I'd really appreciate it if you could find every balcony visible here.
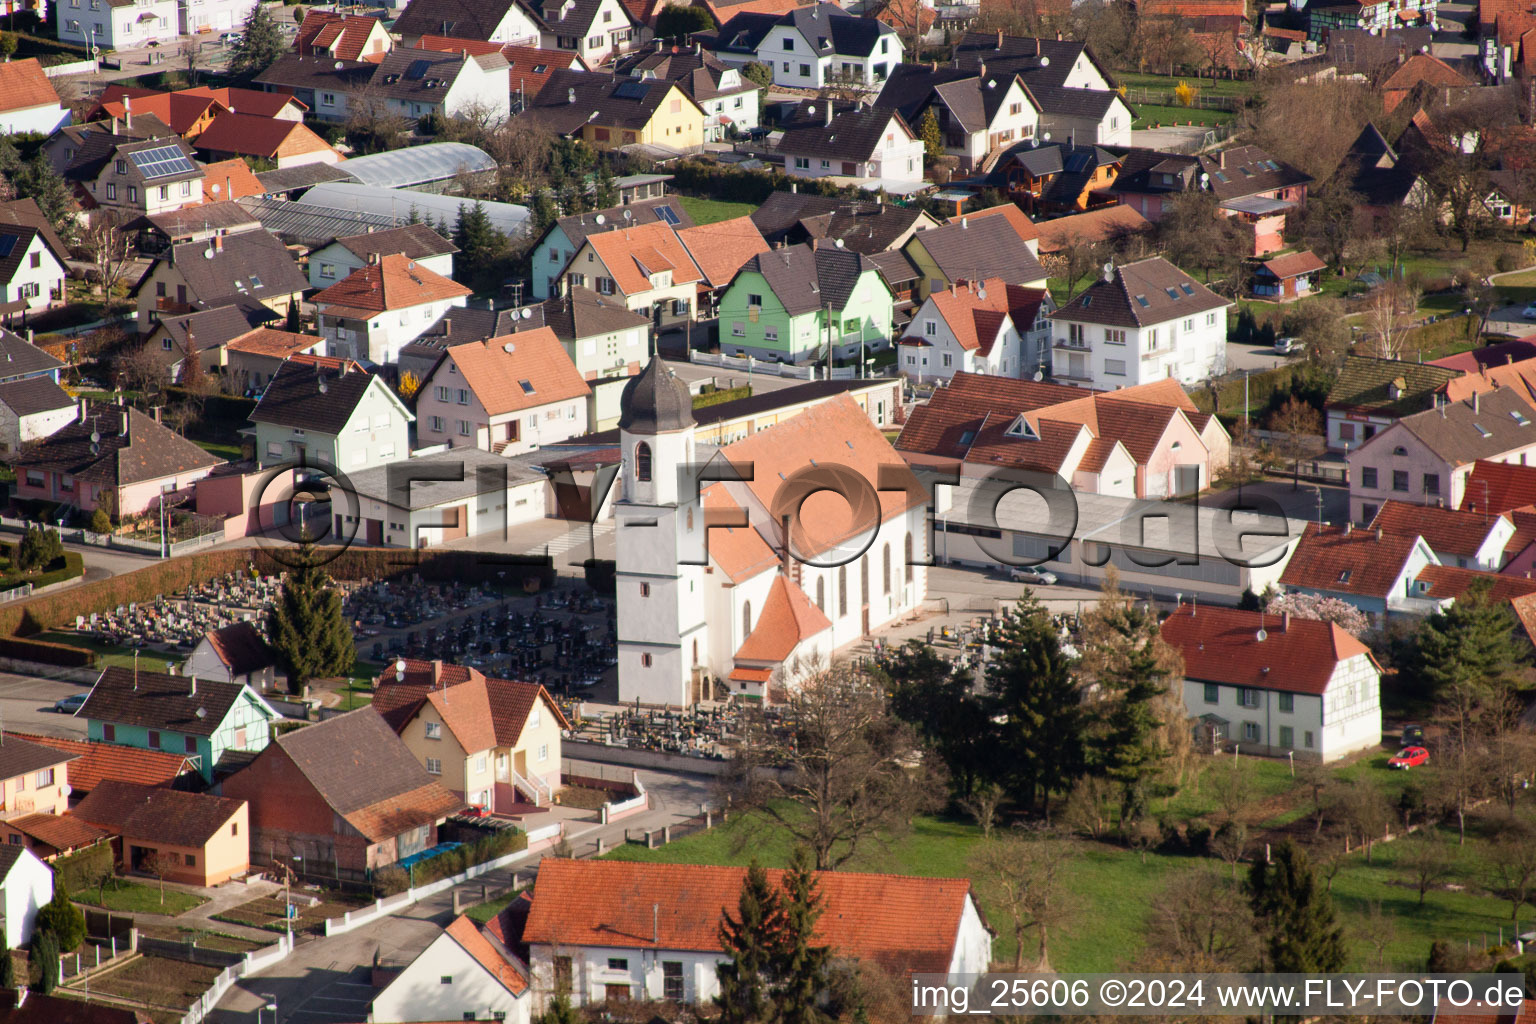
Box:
[1053,336,1092,351]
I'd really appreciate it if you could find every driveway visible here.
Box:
[1225,340,1295,374]
[1486,302,1536,338]
[0,673,93,740]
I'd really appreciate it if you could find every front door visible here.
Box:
[842,161,857,175]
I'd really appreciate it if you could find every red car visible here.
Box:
[1389,746,1429,769]
[463,804,490,818]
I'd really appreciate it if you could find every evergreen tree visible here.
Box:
[530,190,560,232]
[741,61,773,90]
[882,641,992,800]
[17,526,62,571]
[30,932,56,995]
[286,297,301,332]
[537,993,579,1024]
[34,882,84,954]
[593,164,618,209]
[655,2,714,36]
[917,109,944,162]
[985,593,1085,814]
[772,848,833,1024]
[1416,578,1525,698]
[229,2,285,77]
[89,507,112,534]
[0,926,15,990]
[268,541,354,694]
[1247,841,1348,973]
[716,860,788,1024]
[13,157,75,241]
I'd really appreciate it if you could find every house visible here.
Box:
[55,0,177,49]
[951,31,1133,146]
[60,129,204,218]
[1307,0,1440,42]
[0,379,77,455]
[1161,603,1383,762]
[615,365,928,703]
[902,213,1048,301]
[995,141,1123,217]
[1346,388,1536,523]
[1335,124,1430,230]
[717,242,895,364]
[0,735,77,820]
[0,814,109,862]
[44,112,173,184]
[250,359,413,472]
[191,113,342,170]
[252,56,377,123]
[140,304,276,384]
[12,404,223,517]
[1252,250,1328,301]
[295,10,395,61]
[172,0,247,33]
[362,47,512,124]
[372,660,569,811]
[134,200,264,256]
[784,203,939,257]
[0,59,68,136]
[523,70,704,155]
[528,196,692,301]
[308,224,458,291]
[88,86,308,137]
[1380,52,1471,112]
[133,230,308,327]
[898,278,1052,382]
[530,0,645,64]
[1439,355,1536,408]
[612,43,761,141]
[411,38,586,110]
[77,666,283,783]
[1031,204,1152,259]
[313,254,472,365]
[708,3,903,90]
[329,446,549,546]
[221,707,463,879]
[225,330,329,393]
[391,0,543,47]
[749,190,878,247]
[371,914,530,1024]
[0,222,67,321]
[71,782,249,887]
[417,328,591,455]
[0,847,53,948]
[11,732,199,798]
[0,329,64,386]
[873,62,1040,171]
[558,220,702,330]
[1047,257,1230,389]
[896,373,1228,498]
[521,859,991,1008]
[1279,522,1440,618]
[1368,499,1514,569]
[1323,355,1461,452]
[184,621,278,690]
[677,217,770,316]
[776,102,924,192]
[522,286,651,429]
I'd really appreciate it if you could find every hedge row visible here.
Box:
[54,843,114,895]
[669,159,879,206]
[163,388,257,424]
[0,635,94,668]
[1404,314,1477,353]
[1192,364,1301,416]
[372,829,528,896]
[693,385,751,409]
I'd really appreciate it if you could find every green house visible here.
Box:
[717,243,895,365]
[78,666,283,782]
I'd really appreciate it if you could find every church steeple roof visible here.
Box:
[618,357,694,434]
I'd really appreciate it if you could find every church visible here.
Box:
[614,360,930,705]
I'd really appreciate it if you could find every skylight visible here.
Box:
[1513,410,1530,426]
[1135,295,1149,307]
[959,429,977,446]
[1165,287,1179,299]
[1179,283,1194,295]
[249,275,263,289]
[519,379,535,394]
[1337,569,1351,583]
[1474,423,1492,438]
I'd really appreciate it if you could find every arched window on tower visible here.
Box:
[816,576,825,612]
[838,566,847,616]
[904,534,913,584]
[636,442,652,482]
[742,601,752,639]
[882,543,891,596]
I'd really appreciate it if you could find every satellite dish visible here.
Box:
[503,341,516,353]
[210,183,221,195]
[203,248,215,260]
[1041,131,1051,142]
[595,213,606,225]
[622,209,632,222]
[1032,370,1043,381]
[334,60,344,69]
[1039,56,1049,66]
[89,441,99,455]
[807,104,816,116]
[834,238,844,248]
[90,430,100,444]
[1255,628,1268,642]
[522,307,532,319]
[318,379,329,394]
[977,286,987,299]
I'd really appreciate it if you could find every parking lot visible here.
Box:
[0,673,93,740]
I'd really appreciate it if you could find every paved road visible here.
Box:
[209,768,715,1024]
[1225,339,1294,374]
[0,672,93,739]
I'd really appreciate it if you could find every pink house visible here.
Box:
[13,403,222,517]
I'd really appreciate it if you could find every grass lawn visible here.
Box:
[86,955,221,1009]
[465,889,522,924]
[677,196,757,225]
[1116,72,1256,98]
[77,879,207,916]
[191,439,242,460]
[1130,103,1234,129]
[38,632,174,672]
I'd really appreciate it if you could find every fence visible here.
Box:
[1124,87,1242,112]
[689,351,818,379]
[179,933,294,1024]
[0,584,33,604]
[42,58,97,76]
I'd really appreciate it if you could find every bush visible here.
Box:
[29,931,56,994]
[373,867,408,897]
[88,508,111,534]
[34,883,85,954]
[693,385,750,409]
[16,527,62,571]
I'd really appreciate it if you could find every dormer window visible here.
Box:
[1004,415,1037,440]
[959,429,976,446]
[1337,569,1351,583]
[1387,377,1405,400]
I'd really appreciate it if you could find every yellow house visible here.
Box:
[528,70,705,155]
[0,736,75,821]
[131,230,310,329]
[372,661,570,815]
[902,212,1050,301]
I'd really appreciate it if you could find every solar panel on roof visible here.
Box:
[405,59,433,80]
[129,145,196,180]
[0,236,14,261]
[653,205,680,225]
[613,79,649,99]
[1065,152,1090,172]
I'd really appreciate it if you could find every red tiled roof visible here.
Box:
[1369,499,1506,558]
[733,573,832,664]
[1381,52,1472,92]
[1160,603,1376,696]
[5,813,110,852]
[921,278,1017,355]
[1278,523,1428,599]
[93,90,220,136]
[296,11,386,61]
[1412,563,1536,603]
[416,38,584,96]
[444,915,528,995]
[961,202,1039,242]
[522,859,979,976]
[702,485,781,583]
[1503,505,1536,560]
[371,660,570,748]
[1260,250,1327,279]
[11,732,196,793]
[181,86,308,118]
[226,328,327,359]
[444,328,591,417]
[585,222,702,296]
[313,253,471,314]
[1441,357,1536,407]
[1032,205,1151,253]
[199,159,266,201]
[1458,459,1536,514]
[193,112,337,161]
[676,217,769,288]
[202,621,274,676]
[0,59,61,116]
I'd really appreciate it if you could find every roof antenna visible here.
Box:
[134,649,139,691]
[653,903,659,944]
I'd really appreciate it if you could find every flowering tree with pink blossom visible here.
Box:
[1264,592,1369,637]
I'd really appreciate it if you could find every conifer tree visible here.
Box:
[1416,577,1525,697]
[918,109,944,162]
[31,932,56,995]
[229,2,285,77]
[716,860,787,1024]
[269,541,354,694]
[1247,841,1347,973]
[772,848,833,1024]
[0,926,15,990]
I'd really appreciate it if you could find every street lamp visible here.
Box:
[261,993,278,1024]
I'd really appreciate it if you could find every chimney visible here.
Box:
[825,103,833,125]
[432,659,444,684]
[368,251,380,265]
[214,234,224,253]
[1345,521,1353,534]
[1282,611,1290,632]
[226,175,232,200]
[1056,29,1062,40]
[190,675,197,696]
[1376,527,1384,542]
[653,903,659,944]
[1474,391,1480,412]
[152,405,162,424]
[124,94,133,130]
[111,115,119,135]
[119,409,129,435]
[979,60,986,76]
[961,216,968,228]
[996,27,1002,48]
[444,318,451,336]
[77,398,87,419]
[1191,595,1196,615]
[6,990,24,1009]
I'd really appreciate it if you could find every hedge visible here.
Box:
[693,385,751,409]
[54,843,114,895]
[1404,314,1477,353]
[375,829,528,895]
[0,635,94,668]
[1193,364,1301,416]
[163,388,257,424]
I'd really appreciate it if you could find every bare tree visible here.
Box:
[114,343,170,397]
[1486,731,1536,814]
[1430,741,1482,845]
[1488,818,1536,923]
[1142,866,1260,972]
[958,783,1004,840]
[722,662,939,870]
[1210,819,1247,880]
[1399,830,1456,907]
[969,832,1075,971]
[1342,780,1392,863]
[1362,284,1420,360]
[80,211,135,304]
[1208,758,1253,823]
[1054,229,1109,302]
[1351,901,1399,970]
[1267,396,1323,491]
[1061,776,1115,839]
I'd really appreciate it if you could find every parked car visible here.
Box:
[1008,566,1058,586]
[462,804,490,818]
[53,693,88,714]
[1402,723,1426,746]
[1274,336,1305,355]
[1523,303,1536,320]
[1388,746,1429,769]
[220,31,242,44]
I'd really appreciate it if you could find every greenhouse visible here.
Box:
[295,182,531,237]
[337,143,498,189]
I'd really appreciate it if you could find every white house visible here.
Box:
[0,846,54,948]
[1278,522,1442,620]
[712,3,902,90]
[249,359,414,473]
[535,0,643,67]
[526,196,692,302]
[777,103,924,191]
[178,0,247,34]
[56,0,178,49]
[371,914,531,1024]
[899,278,1052,382]
[523,859,990,1010]
[365,47,512,124]
[184,622,277,691]
[0,223,67,318]
[391,0,543,47]
[1161,603,1383,763]
[0,60,69,136]
[314,254,472,366]
[875,65,1041,171]
[1047,257,1231,389]
[1368,499,1514,570]
[0,380,78,456]
[307,225,457,292]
